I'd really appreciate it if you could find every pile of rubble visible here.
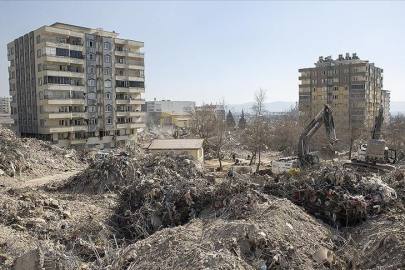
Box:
[0,126,83,179]
[0,187,116,268]
[263,167,399,227]
[109,198,343,269]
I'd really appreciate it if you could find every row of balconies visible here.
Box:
[40,123,145,133]
[41,55,144,68]
[41,111,144,119]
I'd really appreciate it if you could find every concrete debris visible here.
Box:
[0,126,84,181]
[2,129,405,269]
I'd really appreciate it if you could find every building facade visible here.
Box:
[145,100,195,127]
[7,23,145,150]
[0,97,11,114]
[299,53,387,130]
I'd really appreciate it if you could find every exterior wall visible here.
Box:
[7,23,146,149]
[147,101,195,113]
[0,97,11,113]
[299,54,386,131]
[150,148,204,164]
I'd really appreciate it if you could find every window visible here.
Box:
[104,42,111,50]
[107,118,112,124]
[10,60,14,67]
[87,40,94,47]
[73,119,81,126]
[344,69,349,73]
[87,54,94,60]
[106,92,112,99]
[38,64,42,72]
[88,79,95,86]
[90,118,97,125]
[105,54,111,62]
[351,84,365,90]
[36,35,41,44]
[333,95,339,100]
[322,71,326,75]
[87,66,94,73]
[312,71,316,76]
[12,72,15,79]
[344,85,348,90]
[59,120,68,126]
[334,86,338,91]
[38,78,42,86]
[104,67,111,75]
[352,77,358,81]
[333,70,338,74]
[88,106,96,112]
[104,80,112,87]
[106,105,112,112]
[88,93,96,99]
[313,87,316,92]
[333,78,339,82]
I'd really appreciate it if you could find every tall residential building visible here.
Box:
[0,97,11,114]
[146,100,196,127]
[298,53,387,130]
[7,23,145,150]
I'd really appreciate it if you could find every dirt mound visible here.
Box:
[111,199,342,269]
[0,126,83,179]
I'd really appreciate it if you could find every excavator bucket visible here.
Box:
[319,145,338,160]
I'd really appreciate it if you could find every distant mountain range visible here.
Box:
[227,101,405,115]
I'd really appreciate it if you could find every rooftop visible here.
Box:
[148,139,204,150]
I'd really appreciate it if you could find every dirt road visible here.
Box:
[17,170,80,188]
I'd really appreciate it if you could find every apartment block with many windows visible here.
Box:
[7,23,145,150]
[298,53,387,130]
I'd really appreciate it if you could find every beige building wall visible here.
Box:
[7,23,146,150]
[299,53,386,131]
[150,148,204,164]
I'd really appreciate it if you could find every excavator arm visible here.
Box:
[298,104,337,168]
[371,105,384,140]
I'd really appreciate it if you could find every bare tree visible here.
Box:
[189,103,217,139]
[241,89,271,171]
[211,100,228,170]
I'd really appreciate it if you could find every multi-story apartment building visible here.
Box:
[7,23,145,150]
[0,97,11,114]
[298,53,387,130]
[145,100,196,127]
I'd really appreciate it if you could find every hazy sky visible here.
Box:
[1,1,405,104]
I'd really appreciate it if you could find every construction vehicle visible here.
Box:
[344,105,396,172]
[272,104,338,173]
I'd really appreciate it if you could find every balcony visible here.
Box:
[41,69,85,79]
[43,26,84,39]
[115,50,145,58]
[116,98,145,105]
[116,111,144,117]
[42,125,87,133]
[42,98,86,105]
[117,123,145,129]
[115,38,144,48]
[43,84,85,91]
[115,62,144,70]
[44,111,86,119]
[115,75,144,82]
[70,139,87,145]
[42,54,85,65]
[115,87,145,94]
[41,39,83,52]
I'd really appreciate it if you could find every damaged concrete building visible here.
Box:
[299,53,389,130]
[7,23,145,150]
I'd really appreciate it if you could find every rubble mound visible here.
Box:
[264,167,398,227]
[62,151,203,194]
[0,126,82,178]
[111,199,342,269]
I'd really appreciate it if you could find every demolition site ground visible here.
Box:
[0,126,405,269]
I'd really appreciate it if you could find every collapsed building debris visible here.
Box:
[0,126,83,180]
